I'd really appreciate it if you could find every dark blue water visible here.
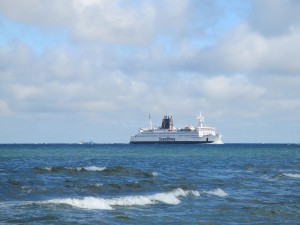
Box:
[0,144,299,224]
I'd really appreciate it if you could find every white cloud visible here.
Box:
[0,0,222,44]
[249,0,300,36]
[201,75,266,100]
[0,0,156,43]
[0,0,73,28]
[11,84,43,100]
[189,24,300,75]
[256,75,300,113]
[0,100,11,115]
[262,29,300,74]
[72,0,156,43]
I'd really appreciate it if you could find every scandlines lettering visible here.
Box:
[159,137,176,142]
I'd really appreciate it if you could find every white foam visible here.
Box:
[38,166,107,172]
[205,188,228,197]
[44,188,199,210]
[93,183,104,187]
[72,166,106,171]
[44,167,52,171]
[82,166,107,171]
[47,197,113,210]
[283,173,300,178]
[152,172,158,176]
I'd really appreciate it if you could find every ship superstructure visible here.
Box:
[130,113,222,144]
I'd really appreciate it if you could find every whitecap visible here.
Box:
[73,166,106,171]
[36,167,52,171]
[44,167,52,171]
[152,172,158,176]
[43,188,199,210]
[205,188,228,197]
[93,183,104,187]
[82,166,107,172]
[283,173,300,179]
[47,197,113,210]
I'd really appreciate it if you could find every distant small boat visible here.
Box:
[130,113,222,144]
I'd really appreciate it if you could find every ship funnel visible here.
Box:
[161,115,173,129]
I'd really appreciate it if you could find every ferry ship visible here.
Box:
[130,113,222,144]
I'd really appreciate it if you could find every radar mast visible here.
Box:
[197,112,205,128]
[148,114,153,130]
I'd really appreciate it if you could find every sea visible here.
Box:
[0,143,299,224]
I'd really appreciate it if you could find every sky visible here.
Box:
[0,0,300,143]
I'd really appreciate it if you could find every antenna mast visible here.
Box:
[148,114,153,130]
[197,112,205,127]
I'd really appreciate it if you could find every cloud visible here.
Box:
[0,43,151,115]
[181,23,300,75]
[0,0,155,43]
[0,0,73,28]
[249,0,300,36]
[0,0,225,44]
[257,75,300,112]
[200,75,266,100]
[2,41,269,119]
[71,0,156,43]
[0,99,10,115]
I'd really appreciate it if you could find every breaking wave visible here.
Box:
[33,166,156,178]
[152,172,158,176]
[43,188,200,210]
[204,188,228,197]
[34,166,107,172]
[81,166,107,172]
[283,173,300,179]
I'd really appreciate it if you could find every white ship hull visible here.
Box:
[130,132,222,144]
[130,113,222,144]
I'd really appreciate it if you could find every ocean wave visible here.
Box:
[33,166,156,178]
[260,175,277,181]
[81,166,107,172]
[33,166,107,172]
[43,188,200,210]
[152,172,158,176]
[204,188,228,197]
[283,173,300,179]
[92,183,104,187]
[103,166,156,178]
